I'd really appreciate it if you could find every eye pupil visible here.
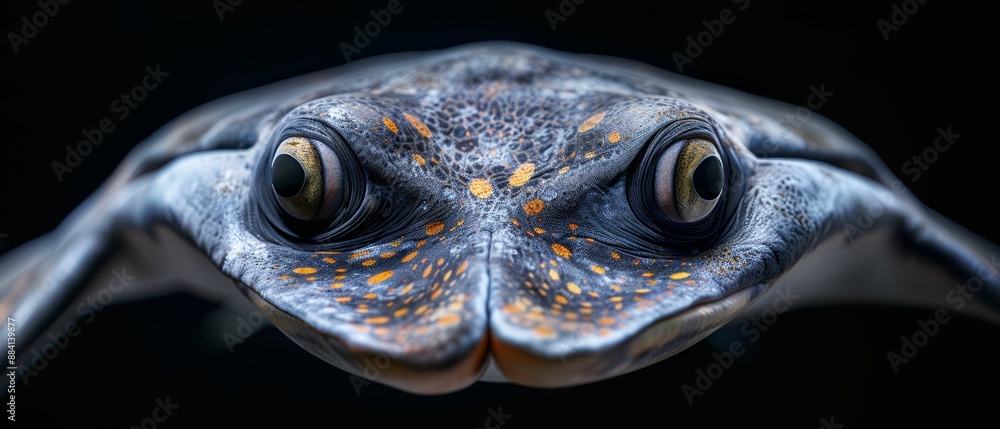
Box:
[271,153,306,198]
[692,156,723,200]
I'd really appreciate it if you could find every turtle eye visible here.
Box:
[270,137,343,221]
[654,139,724,223]
[626,122,738,253]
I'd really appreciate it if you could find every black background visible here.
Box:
[1,1,997,428]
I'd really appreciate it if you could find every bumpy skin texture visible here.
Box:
[5,43,995,394]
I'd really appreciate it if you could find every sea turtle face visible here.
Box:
[102,43,929,393]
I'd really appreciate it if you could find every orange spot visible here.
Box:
[642,272,655,278]
[568,223,578,231]
[555,295,568,305]
[322,257,335,264]
[669,272,691,280]
[400,284,413,294]
[412,153,426,166]
[591,265,606,275]
[456,260,469,275]
[508,162,535,187]
[362,259,376,267]
[401,251,419,263]
[566,282,582,295]
[611,252,620,260]
[394,308,409,318]
[503,303,526,314]
[584,151,596,159]
[534,326,556,337]
[558,166,570,174]
[403,112,432,138]
[635,288,651,294]
[382,117,398,134]
[533,227,546,235]
[366,317,389,324]
[368,270,393,285]
[598,317,616,326]
[363,293,377,299]
[609,296,623,302]
[334,296,350,303]
[607,131,622,143]
[422,265,433,278]
[380,251,396,259]
[277,275,291,280]
[577,111,607,133]
[438,314,461,327]
[524,199,545,215]
[350,250,370,260]
[548,269,560,281]
[293,267,317,275]
[469,178,493,198]
[415,305,429,315]
[426,221,445,236]
[551,243,571,259]
[511,218,520,227]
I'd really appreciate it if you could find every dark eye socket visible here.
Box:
[254,118,373,245]
[270,137,343,221]
[627,121,737,252]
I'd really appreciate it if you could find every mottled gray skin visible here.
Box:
[2,42,998,394]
